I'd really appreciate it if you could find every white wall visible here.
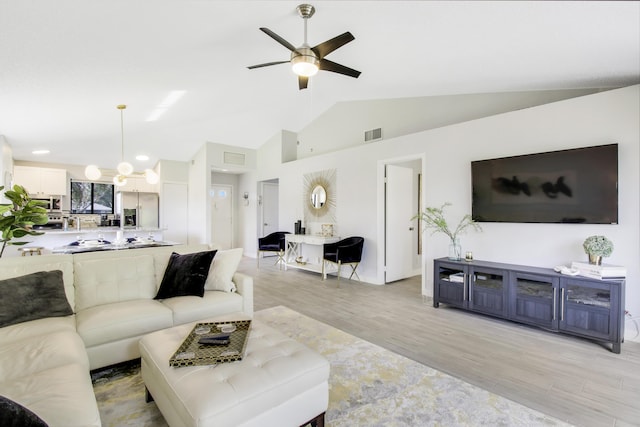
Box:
[255,85,639,332]
[1,136,13,203]
[188,144,208,245]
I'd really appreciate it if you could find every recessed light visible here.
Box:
[136,155,150,161]
[32,150,50,155]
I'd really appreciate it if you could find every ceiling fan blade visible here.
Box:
[247,60,289,70]
[260,27,296,52]
[319,59,361,78]
[312,32,355,58]
[298,76,309,90]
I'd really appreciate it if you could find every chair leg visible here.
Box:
[276,250,285,270]
[337,261,342,282]
[257,251,260,268]
[348,263,360,281]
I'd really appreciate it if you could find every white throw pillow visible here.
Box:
[204,248,243,292]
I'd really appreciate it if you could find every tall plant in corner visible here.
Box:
[0,185,48,257]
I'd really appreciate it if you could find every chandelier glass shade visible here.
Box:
[85,104,158,186]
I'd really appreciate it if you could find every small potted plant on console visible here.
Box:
[583,235,613,265]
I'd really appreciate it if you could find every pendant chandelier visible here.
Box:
[84,104,159,186]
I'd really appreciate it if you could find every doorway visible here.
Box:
[259,180,279,238]
[383,157,423,284]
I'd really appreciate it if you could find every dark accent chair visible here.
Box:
[257,231,290,268]
[322,236,364,281]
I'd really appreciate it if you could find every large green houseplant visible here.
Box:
[413,202,482,260]
[0,184,49,257]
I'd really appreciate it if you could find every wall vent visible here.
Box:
[364,128,383,142]
[223,151,245,166]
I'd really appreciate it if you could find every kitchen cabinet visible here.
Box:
[13,166,67,196]
[434,258,625,353]
[120,176,157,193]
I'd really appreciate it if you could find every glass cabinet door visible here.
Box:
[469,267,507,316]
[560,278,617,341]
[433,261,467,309]
[510,272,559,329]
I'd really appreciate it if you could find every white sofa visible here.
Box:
[0,244,253,427]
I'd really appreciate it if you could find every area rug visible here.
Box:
[92,306,572,426]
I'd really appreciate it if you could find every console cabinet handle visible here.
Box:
[552,288,557,320]
[560,288,565,322]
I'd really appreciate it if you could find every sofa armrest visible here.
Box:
[232,272,254,316]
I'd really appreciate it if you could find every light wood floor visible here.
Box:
[239,257,640,427]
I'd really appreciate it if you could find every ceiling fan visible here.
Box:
[247,3,361,90]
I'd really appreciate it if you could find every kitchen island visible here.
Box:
[51,238,175,254]
[5,227,166,257]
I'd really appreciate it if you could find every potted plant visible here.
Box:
[414,202,482,260]
[583,235,613,265]
[0,184,49,257]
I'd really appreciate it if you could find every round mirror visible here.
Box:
[310,185,327,209]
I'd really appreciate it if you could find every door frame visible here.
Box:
[377,154,426,291]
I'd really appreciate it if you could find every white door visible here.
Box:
[211,184,233,249]
[261,182,279,237]
[385,164,415,283]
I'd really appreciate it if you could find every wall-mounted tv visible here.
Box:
[471,144,618,224]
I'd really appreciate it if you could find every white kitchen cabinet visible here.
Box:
[13,166,67,196]
[120,176,157,193]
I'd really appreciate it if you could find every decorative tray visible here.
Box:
[169,320,251,367]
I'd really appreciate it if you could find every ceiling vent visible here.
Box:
[364,127,382,143]
[223,151,245,166]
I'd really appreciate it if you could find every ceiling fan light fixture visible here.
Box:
[291,50,319,77]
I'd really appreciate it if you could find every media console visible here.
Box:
[433,258,625,353]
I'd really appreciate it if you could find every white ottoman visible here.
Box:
[139,315,329,427]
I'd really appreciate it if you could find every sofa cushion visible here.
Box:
[0,316,76,347]
[155,250,217,299]
[0,395,48,427]
[0,271,73,328]
[205,248,242,292]
[161,290,245,325]
[76,299,173,347]
[74,254,156,311]
[0,363,101,427]
[0,330,89,383]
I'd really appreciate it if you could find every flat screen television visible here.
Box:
[471,144,618,224]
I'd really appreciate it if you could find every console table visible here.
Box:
[433,258,626,353]
[284,234,340,275]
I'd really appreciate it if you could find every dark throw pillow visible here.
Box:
[0,270,73,329]
[0,395,48,426]
[155,250,217,299]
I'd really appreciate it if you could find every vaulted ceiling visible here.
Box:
[1,1,638,170]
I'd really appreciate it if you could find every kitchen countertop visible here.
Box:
[51,240,175,254]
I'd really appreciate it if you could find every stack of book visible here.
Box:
[570,261,626,280]
[448,272,465,283]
